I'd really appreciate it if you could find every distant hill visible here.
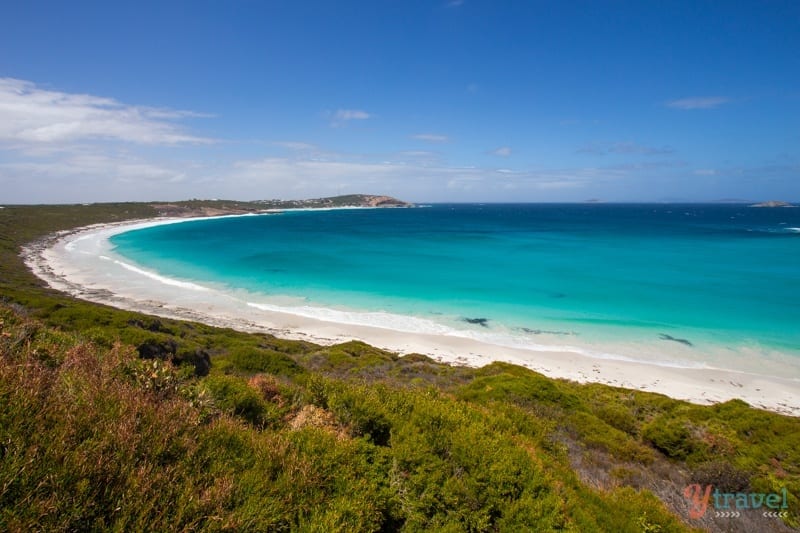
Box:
[254,194,413,209]
[149,194,412,218]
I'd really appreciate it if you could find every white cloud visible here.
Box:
[0,130,644,202]
[333,109,371,121]
[326,108,373,127]
[0,78,217,202]
[0,150,193,203]
[412,133,450,143]
[0,78,214,145]
[233,158,398,181]
[3,78,741,204]
[397,150,438,158]
[274,141,317,151]
[666,96,730,110]
[693,168,718,176]
[1,153,185,183]
[138,107,214,120]
[491,146,512,157]
[223,155,620,202]
[578,141,674,156]
[394,150,442,166]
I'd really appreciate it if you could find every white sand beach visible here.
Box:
[23,215,800,416]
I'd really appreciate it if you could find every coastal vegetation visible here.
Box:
[1,201,799,531]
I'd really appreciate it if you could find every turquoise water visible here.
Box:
[110,204,800,362]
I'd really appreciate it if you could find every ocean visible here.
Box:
[109,204,800,375]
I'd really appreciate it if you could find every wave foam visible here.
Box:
[111,258,210,292]
[247,301,453,335]
[64,232,101,252]
[246,301,708,369]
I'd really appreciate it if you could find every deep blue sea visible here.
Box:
[110,204,800,368]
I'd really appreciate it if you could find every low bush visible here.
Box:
[692,460,751,492]
[595,402,638,435]
[642,416,703,460]
[326,385,392,445]
[204,374,279,428]
[458,365,582,410]
[227,345,304,376]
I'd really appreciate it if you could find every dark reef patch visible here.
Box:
[658,333,693,347]
[520,327,576,336]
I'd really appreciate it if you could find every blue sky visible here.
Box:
[1,1,798,203]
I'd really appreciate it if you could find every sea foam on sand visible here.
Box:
[23,215,800,416]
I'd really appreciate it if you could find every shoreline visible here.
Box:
[23,214,800,416]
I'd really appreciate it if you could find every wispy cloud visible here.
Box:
[397,150,438,158]
[0,150,192,203]
[447,0,464,7]
[0,78,214,145]
[328,108,372,127]
[0,77,215,202]
[333,109,371,121]
[693,168,718,176]
[666,96,731,110]
[273,141,317,151]
[412,133,450,143]
[225,154,629,202]
[394,150,442,165]
[1,155,184,183]
[3,78,762,204]
[578,141,674,156]
[490,146,512,157]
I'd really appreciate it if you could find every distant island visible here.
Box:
[749,200,796,208]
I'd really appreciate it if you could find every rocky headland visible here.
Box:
[150,194,412,218]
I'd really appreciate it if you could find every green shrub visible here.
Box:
[642,416,702,460]
[596,402,638,435]
[297,340,398,376]
[458,370,582,410]
[692,460,751,492]
[204,374,277,428]
[228,346,304,376]
[327,386,392,445]
[569,411,653,463]
[399,352,436,364]
[121,357,181,398]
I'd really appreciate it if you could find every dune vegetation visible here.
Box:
[1,201,798,532]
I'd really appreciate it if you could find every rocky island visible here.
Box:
[749,200,796,208]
